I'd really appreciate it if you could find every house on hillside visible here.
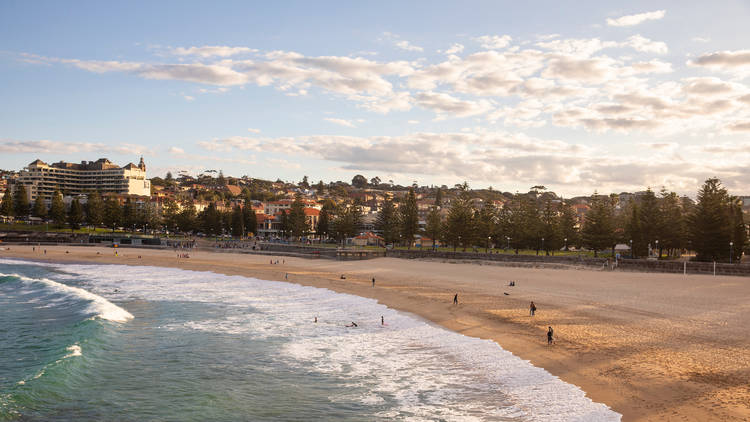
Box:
[352,232,383,247]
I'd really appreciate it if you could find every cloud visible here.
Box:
[443,43,465,55]
[536,38,616,57]
[324,117,357,128]
[727,122,750,132]
[689,50,750,71]
[247,128,261,133]
[543,56,618,83]
[624,35,668,54]
[681,77,737,96]
[0,139,153,156]
[168,146,185,154]
[170,46,257,58]
[195,129,750,195]
[183,95,195,101]
[395,40,423,52]
[606,10,666,27]
[415,91,493,117]
[692,37,710,43]
[408,120,420,124]
[473,35,512,49]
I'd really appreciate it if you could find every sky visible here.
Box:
[2,0,750,197]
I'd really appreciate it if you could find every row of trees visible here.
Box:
[365,179,745,263]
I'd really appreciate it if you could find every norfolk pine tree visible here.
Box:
[85,192,104,227]
[689,178,732,262]
[242,203,257,237]
[375,197,399,245]
[581,194,616,257]
[103,197,123,232]
[0,189,13,217]
[67,198,84,231]
[425,206,442,251]
[33,195,47,219]
[13,184,30,217]
[50,191,66,227]
[232,205,245,237]
[399,188,419,249]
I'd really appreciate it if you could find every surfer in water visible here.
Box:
[346,322,358,327]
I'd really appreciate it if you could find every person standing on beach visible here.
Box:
[453,293,458,305]
[547,326,554,344]
[372,277,375,287]
[530,301,536,316]
[381,316,384,325]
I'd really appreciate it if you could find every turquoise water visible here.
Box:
[0,259,620,421]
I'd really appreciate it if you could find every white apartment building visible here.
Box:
[16,157,151,202]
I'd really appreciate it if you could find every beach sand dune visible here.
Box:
[2,245,749,421]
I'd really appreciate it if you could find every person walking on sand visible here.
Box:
[372,277,375,287]
[547,326,554,344]
[530,301,536,316]
[453,293,458,305]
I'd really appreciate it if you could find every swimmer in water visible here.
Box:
[346,322,358,327]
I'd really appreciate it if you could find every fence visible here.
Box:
[617,258,750,276]
[384,249,608,267]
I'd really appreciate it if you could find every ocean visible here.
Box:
[0,258,621,421]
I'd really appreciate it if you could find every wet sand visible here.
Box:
[2,245,748,421]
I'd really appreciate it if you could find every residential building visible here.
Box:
[15,157,151,202]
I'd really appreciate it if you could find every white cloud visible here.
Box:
[408,120,420,124]
[689,50,750,71]
[443,43,464,55]
[183,95,195,101]
[195,129,750,195]
[324,117,357,127]
[170,46,257,58]
[0,139,153,156]
[473,35,512,49]
[247,128,261,133]
[692,37,710,43]
[624,35,668,54]
[536,38,615,57]
[168,146,185,154]
[606,10,666,27]
[395,40,424,52]
[415,91,493,117]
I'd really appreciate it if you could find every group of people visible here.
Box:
[450,289,554,345]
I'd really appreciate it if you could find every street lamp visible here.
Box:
[506,236,510,250]
[730,241,734,264]
[541,237,545,255]
[655,240,659,259]
[487,236,491,253]
[564,237,568,252]
[630,239,633,258]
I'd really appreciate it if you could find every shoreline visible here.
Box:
[2,245,749,421]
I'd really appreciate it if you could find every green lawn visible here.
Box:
[0,223,160,237]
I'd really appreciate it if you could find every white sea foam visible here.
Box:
[65,344,82,358]
[16,261,621,421]
[1,270,133,323]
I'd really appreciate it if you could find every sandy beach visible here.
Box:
[2,245,748,421]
